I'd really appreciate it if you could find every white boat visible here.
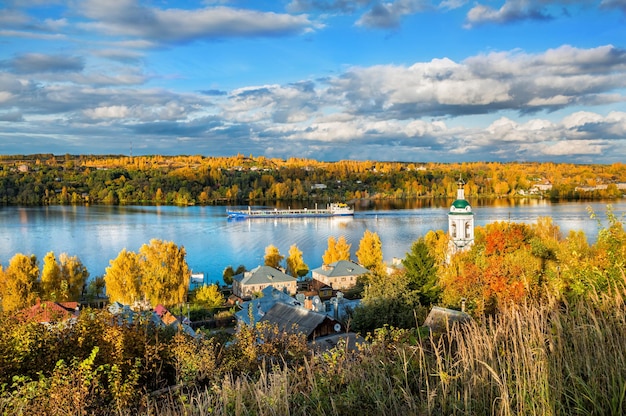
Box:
[227,203,354,219]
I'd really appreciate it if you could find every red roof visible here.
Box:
[19,300,79,323]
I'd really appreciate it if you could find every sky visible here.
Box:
[1,0,626,163]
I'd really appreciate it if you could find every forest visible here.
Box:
[0,153,625,205]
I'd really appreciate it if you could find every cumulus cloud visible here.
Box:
[314,44,626,120]
[3,53,84,74]
[356,0,431,28]
[77,0,319,44]
[465,0,592,27]
[287,0,373,13]
[2,41,625,162]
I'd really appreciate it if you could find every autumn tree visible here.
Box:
[286,244,308,277]
[0,254,40,312]
[322,237,337,264]
[104,249,142,304]
[194,284,225,309]
[139,239,191,307]
[41,252,64,301]
[335,236,351,262]
[264,245,284,269]
[322,236,351,264]
[356,230,385,276]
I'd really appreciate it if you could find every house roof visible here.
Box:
[260,302,330,338]
[234,286,298,325]
[233,265,296,285]
[311,260,369,278]
[19,300,79,323]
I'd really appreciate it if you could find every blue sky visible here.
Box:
[1,0,626,163]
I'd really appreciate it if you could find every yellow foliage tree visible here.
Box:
[356,230,386,276]
[322,237,337,264]
[194,284,225,309]
[0,254,40,312]
[322,236,351,264]
[41,252,64,301]
[286,244,308,277]
[336,236,352,262]
[139,239,191,307]
[104,249,142,304]
[264,245,284,269]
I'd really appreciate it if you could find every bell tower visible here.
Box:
[448,176,474,255]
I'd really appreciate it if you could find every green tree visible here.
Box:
[223,266,235,285]
[264,245,284,269]
[356,230,385,276]
[402,238,441,305]
[286,244,308,277]
[0,253,40,312]
[139,239,191,307]
[85,275,106,300]
[104,249,142,304]
[59,253,89,301]
[351,271,425,332]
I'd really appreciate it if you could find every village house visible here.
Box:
[18,299,79,325]
[259,302,344,341]
[311,260,370,291]
[232,265,297,299]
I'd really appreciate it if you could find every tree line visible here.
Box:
[0,154,624,205]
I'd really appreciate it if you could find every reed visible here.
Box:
[149,292,626,416]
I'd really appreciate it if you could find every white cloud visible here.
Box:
[77,1,319,44]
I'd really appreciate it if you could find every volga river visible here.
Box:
[0,199,624,284]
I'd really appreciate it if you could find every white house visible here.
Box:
[311,260,370,291]
[232,265,297,299]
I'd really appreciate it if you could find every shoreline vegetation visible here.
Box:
[0,154,624,206]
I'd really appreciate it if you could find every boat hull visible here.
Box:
[227,204,354,219]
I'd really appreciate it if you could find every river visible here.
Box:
[0,199,624,284]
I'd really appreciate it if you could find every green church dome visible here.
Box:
[452,199,470,209]
[449,199,473,214]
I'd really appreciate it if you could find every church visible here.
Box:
[448,177,474,256]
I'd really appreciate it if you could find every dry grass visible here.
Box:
[148,291,626,416]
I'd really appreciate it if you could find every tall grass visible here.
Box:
[150,291,626,416]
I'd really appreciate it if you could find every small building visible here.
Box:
[260,302,343,341]
[311,260,370,291]
[18,300,79,325]
[235,286,300,326]
[232,265,297,299]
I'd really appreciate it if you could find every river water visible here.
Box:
[0,199,624,284]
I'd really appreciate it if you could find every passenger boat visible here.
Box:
[227,203,354,219]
